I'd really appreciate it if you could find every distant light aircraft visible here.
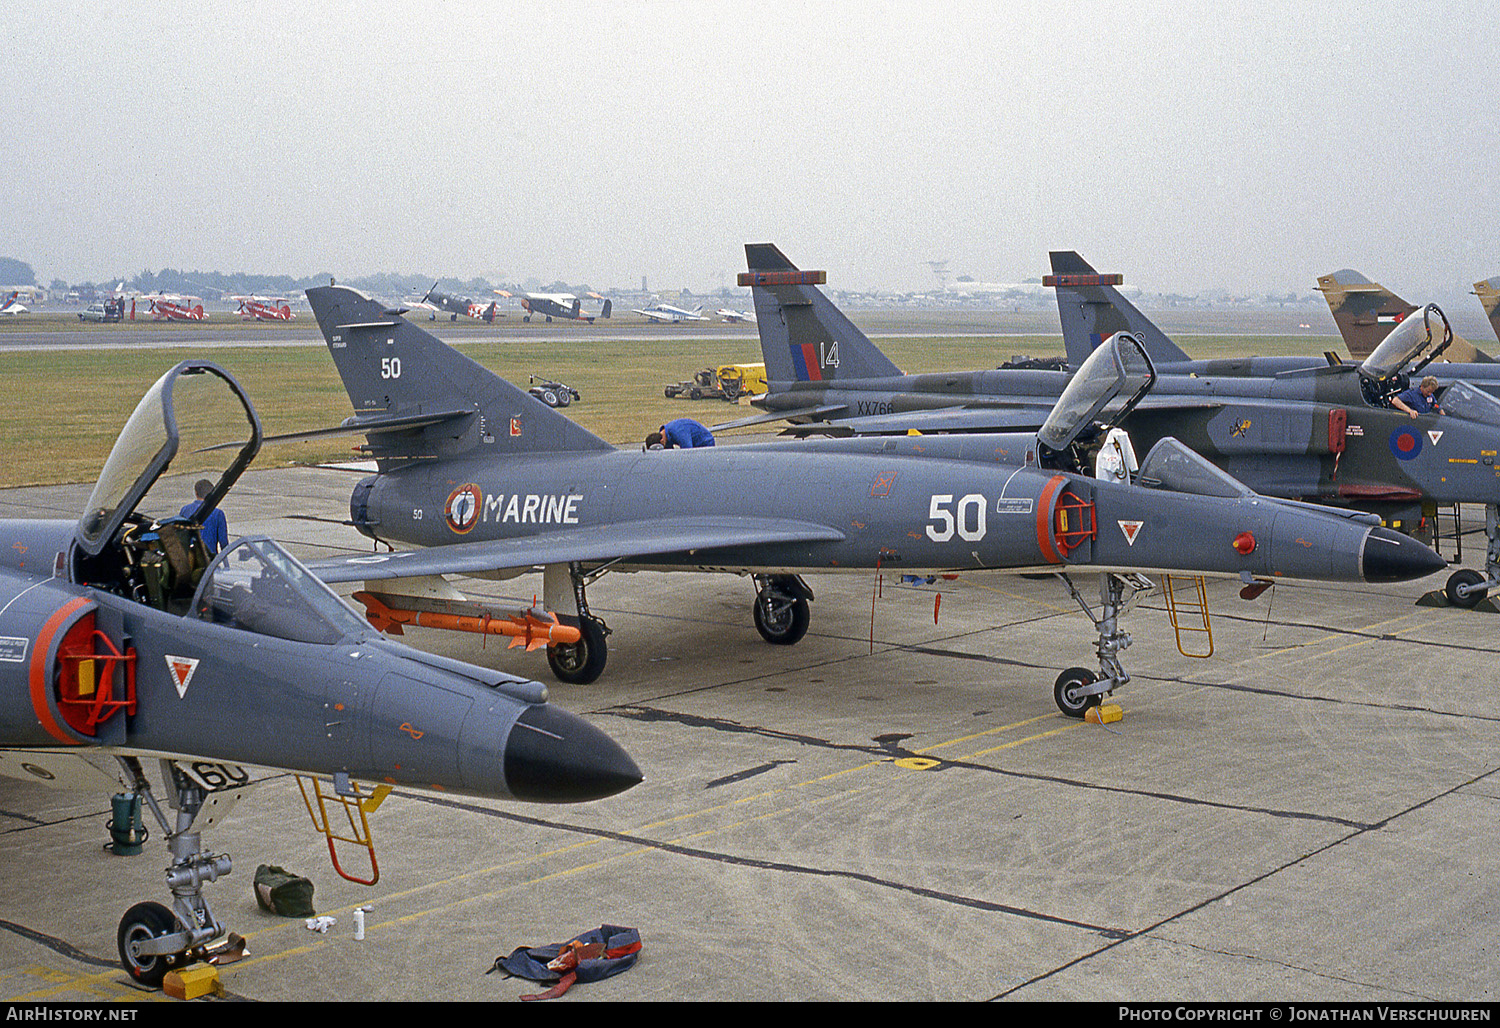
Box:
[0,360,640,986]
[632,302,709,323]
[291,284,1439,719]
[717,308,756,323]
[231,295,296,321]
[1317,269,1493,363]
[496,290,611,324]
[411,284,501,322]
[146,294,208,321]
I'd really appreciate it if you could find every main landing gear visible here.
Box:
[1444,504,1499,610]
[1052,572,1152,718]
[545,562,610,685]
[752,574,813,645]
[113,757,241,987]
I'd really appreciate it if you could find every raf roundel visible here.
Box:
[1388,427,1423,461]
[444,483,484,534]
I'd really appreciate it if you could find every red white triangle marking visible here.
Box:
[1118,520,1144,545]
[165,655,199,698]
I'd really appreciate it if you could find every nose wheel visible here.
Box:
[117,901,186,987]
[1052,572,1150,718]
[1053,667,1102,718]
[112,757,242,987]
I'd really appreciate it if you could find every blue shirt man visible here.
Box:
[1392,376,1443,418]
[649,419,715,449]
[181,479,229,555]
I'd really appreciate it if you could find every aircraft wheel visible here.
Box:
[523,315,531,322]
[1054,667,1101,719]
[556,391,570,407]
[754,594,810,646]
[548,617,608,684]
[541,389,560,407]
[1445,569,1488,609]
[117,901,185,987]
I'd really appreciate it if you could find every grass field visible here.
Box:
[0,320,1341,489]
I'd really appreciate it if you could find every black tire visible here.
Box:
[754,594,810,645]
[1445,569,1488,609]
[547,617,608,684]
[1054,667,1101,719]
[689,387,702,400]
[541,389,559,407]
[556,390,571,407]
[117,901,184,987]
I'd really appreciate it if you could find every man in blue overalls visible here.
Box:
[646,419,715,449]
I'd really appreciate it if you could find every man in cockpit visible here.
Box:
[1392,376,1444,419]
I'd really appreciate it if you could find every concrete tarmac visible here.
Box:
[1,466,1497,1004]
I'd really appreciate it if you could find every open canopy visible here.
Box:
[1037,331,1155,454]
[75,362,261,557]
[1359,304,1452,383]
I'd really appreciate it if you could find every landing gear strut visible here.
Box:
[1052,572,1151,718]
[544,562,610,684]
[1444,503,1499,609]
[113,757,240,986]
[752,574,813,645]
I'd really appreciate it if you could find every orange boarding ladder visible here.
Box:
[296,774,393,886]
[1161,574,1214,658]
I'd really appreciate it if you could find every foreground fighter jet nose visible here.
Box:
[506,704,643,802]
[1362,527,1447,583]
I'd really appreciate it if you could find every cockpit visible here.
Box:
[1357,304,1453,408]
[1036,331,1155,474]
[192,537,372,644]
[70,361,261,616]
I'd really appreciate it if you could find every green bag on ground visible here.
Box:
[254,864,315,917]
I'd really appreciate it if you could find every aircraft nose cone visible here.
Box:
[1362,527,1446,583]
[505,704,643,803]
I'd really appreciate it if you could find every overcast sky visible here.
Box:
[3,0,1495,297]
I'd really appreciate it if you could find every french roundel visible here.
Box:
[444,483,483,534]
[1388,427,1422,461]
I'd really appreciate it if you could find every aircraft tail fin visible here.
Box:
[741,243,902,383]
[1475,277,1500,345]
[305,286,613,461]
[1314,269,1417,359]
[600,298,612,320]
[1047,252,1188,366]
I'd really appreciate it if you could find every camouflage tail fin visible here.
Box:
[741,244,902,383]
[1046,252,1188,366]
[1474,277,1500,345]
[305,286,612,461]
[1314,269,1417,359]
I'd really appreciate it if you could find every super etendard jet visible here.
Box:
[725,244,1500,610]
[0,361,640,986]
[293,286,1440,718]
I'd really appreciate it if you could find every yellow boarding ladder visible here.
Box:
[1162,574,1214,658]
[297,774,393,886]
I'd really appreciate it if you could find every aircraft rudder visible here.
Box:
[741,243,901,383]
[1047,252,1189,366]
[304,285,612,456]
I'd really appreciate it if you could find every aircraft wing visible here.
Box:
[789,404,1057,436]
[711,405,850,431]
[306,515,848,583]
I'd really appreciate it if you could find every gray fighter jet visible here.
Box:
[1049,253,1500,608]
[295,285,1439,718]
[0,360,640,985]
[727,245,1500,609]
